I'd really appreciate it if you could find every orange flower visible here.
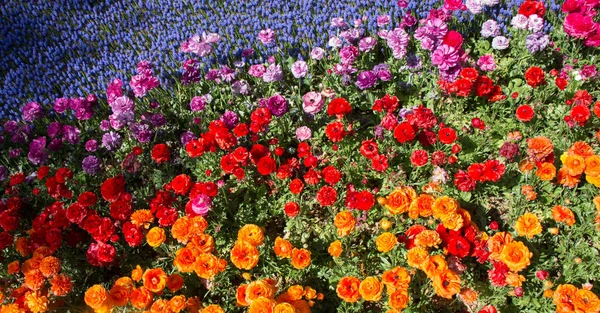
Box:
[552,205,575,226]
[336,276,361,303]
[359,277,383,302]
[519,159,536,173]
[328,240,343,258]
[245,280,276,303]
[49,274,72,297]
[25,291,48,313]
[459,288,478,304]
[527,136,553,162]
[384,186,417,215]
[414,230,442,248]
[521,185,537,201]
[171,216,192,243]
[432,269,461,299]
[248,297,276,313]
[388,288,410,310]
[376,232,398,252]
[287,285,305,301]
[273,303,296,313]
[585,155,600,176]
[562,154,586,176]
[236,284,249,306]
[536,162,556,181]
[568,142,594,159]
[109,284,130,307]
[334,211,356,237]
[22,255,43,273]
[500,241,532,272]
[1,304,23,313]
[150,299,168,313]
[39,256,60,278]
[130,287,153,309]
[553,284,577,309]
[380,218,392,230]
[291,248,311,270]
[146,227,166,248]
[432,196,459,220]
[174,247,197,273]
[290,300,311,313]
[15,237,31,257]
[303,286,317,300]
[24,269,45,291]
[114,277,134,291]
[422,255,448,278]
[441,213,464,231]
[381,266,411,292]
[230,240,260,270]
[505,272,525,287]
[7,261,19,275]
[194,253,221,279]
[142,268,168,293]
[273,237,293,258]
[130,209,154,228]
[84,284,109,310]
[587,174,600,187]
[407,247,429,269]
[190,215,209,233]
[514,212,542,239]
[595,196,600,211]
[188,233,215,254]
[169,295,187,313]
[408,194,435,218]
[573,289,600,312]
[487,232,513,261]
[238,224,264,246]
[131,265,143,282]
[202,304,225,313]
[557,167,581,188]
[166,274,184,292]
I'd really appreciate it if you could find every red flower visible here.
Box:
[515,105,535,122]
[454,170,477,192]
[405,106,437,129]
[359,140,379,159]
[355,191,374,211]
[410,150,429,167]
[9,173,25,186]
[55,168,73,184]
[325,121,347,142]
[322,166,342,185]
[483,159,505,182]
[570,104,591,126]
[250,108,272,133]
[478,305,498,313]
[371,154,388,172]
[250,144,269,164]
[327,98,352,116]
[284,202,300,217]
[316,186,337,207]
[555,77,568,90]
[488,261,509,287]
[151,143,170,164]
[373,94,399,113]
[447,235,471,258]
[66,203,87,224]
[518,0,545,17]
[438,127,457,144]
[442,30,463,48]
[122,222,143,247]
[185,139,204,158]
[233,123,249,137]
[573,90,592,106]
[454,79,472,97]
[220,154,237,174]
[471,118,485,130]
[171,174,192,195]
[474,76,494,97]
[78,192,97,207]
[297,142,311,158]
[289,179,304,194]
[303,168,321,185]
[393,122,416,143]
[525,66,545,87]
[431,151,447,166]
[257,156,277,176]
[460,68,479,82]
[100,175,125,203]
[418,130,437,147]
[37,166,50,180]
[110,199,132,221]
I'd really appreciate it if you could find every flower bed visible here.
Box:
[1,0,600,312]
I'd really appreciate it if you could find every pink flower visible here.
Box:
[291,60,308,78]
[563,13,596,39]
[477,54,497,71]
[130,74,159,98]
[302,92,324,114]
[431,44,459,70]
[248,64,266,78]
[258,28,276,44]
[191,194,212,216]
[295,126,312,141]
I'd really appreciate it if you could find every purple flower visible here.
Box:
[581,65,597,79]
[130,74,159,98]
[106,79,123,104]
[110,96,134,114]
[190,96,206,112]
[330,17,347,28]
[359,37,377,52]
[258,28,276,45]
[0,166,7,181]
[431,44,459,70]
[481,20,500,38]
[9,149,21,158]
[291,61,308,78]
[102,131,122,151]
[377,15,391,27]
[242,48,255,57]
[22,102,43,121]
[62,125,81,145]
[205,69,220,81]
[356,70,378,90]
[296,126,312,141]
[219,65,236,82]
[151,114,166,127]
[528,14,544,32]
[426,18,448,41]
[220,110,239,129]
[53,98,70,114]
[71,98,94,120]
[28,136,48,165]
[397,0,408,8]
[47,122,62,138]
[492,36,510,50]
[339,46,359,64]
[263,64,283,83]
[310,47,325,60]
[48,138,62,151]
[381,28,409,59]
[3,121,18,134]
[328,36,343,49]
[511,14,529,29]
[466,0,484,13]
[526,33,550,53]
[85,140,98,152]
[440,64,463,81]
[266,94,288,117]
[191,194,212,216]
[374,126,385,140]
[82,155,102,175]
[100,120,111,131]
[232,80,250,95]
[302,91,324,114]
[180,131,196,145]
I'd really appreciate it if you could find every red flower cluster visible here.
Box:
[564,90,594,127]
[518,0,545,17]
[454,160,506,192]
[436,223,480,259]
[345,189,374,211]
[250,107,272,133]
[438,68,505,102]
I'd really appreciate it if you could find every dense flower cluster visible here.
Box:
[0,0,600,312]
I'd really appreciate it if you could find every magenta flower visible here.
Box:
[258,28,276,45]
[431,44,459,70]
[191,194,212,216]
[291,60,308,78]
[302,91,324,114]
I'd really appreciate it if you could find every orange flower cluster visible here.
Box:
[231,224,263,270]
[84,266,205,312]
[0,246,73,312]
[556,141,600,188]
[236,279,322,312]
[406,245,462,299]
[552,284,600,313]
[273,236,312,270]
[172,215,226,279]
[337,270,411,310]
[487,232,531,288]
[514,212,542,239]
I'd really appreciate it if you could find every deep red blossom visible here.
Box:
[316,185,337,207]
[100,175,125,203]
[151,143,170,164]
[360,140,379,159]
[327,97,352,116]
[454,170,477,192]
[284,202,300,217]
[322,166,342,185]
[171,174,192,195]
[371,154,388,172]
[447,235,471,258]
[525,66,545,87]
[394,122,416,143]
[410,150,429,167]
[438,127,457,144]
[516,105,535,122]
[257,156,277,176]
[488,261,509,287]
[325,121,347,142]
[483,159,505,182]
